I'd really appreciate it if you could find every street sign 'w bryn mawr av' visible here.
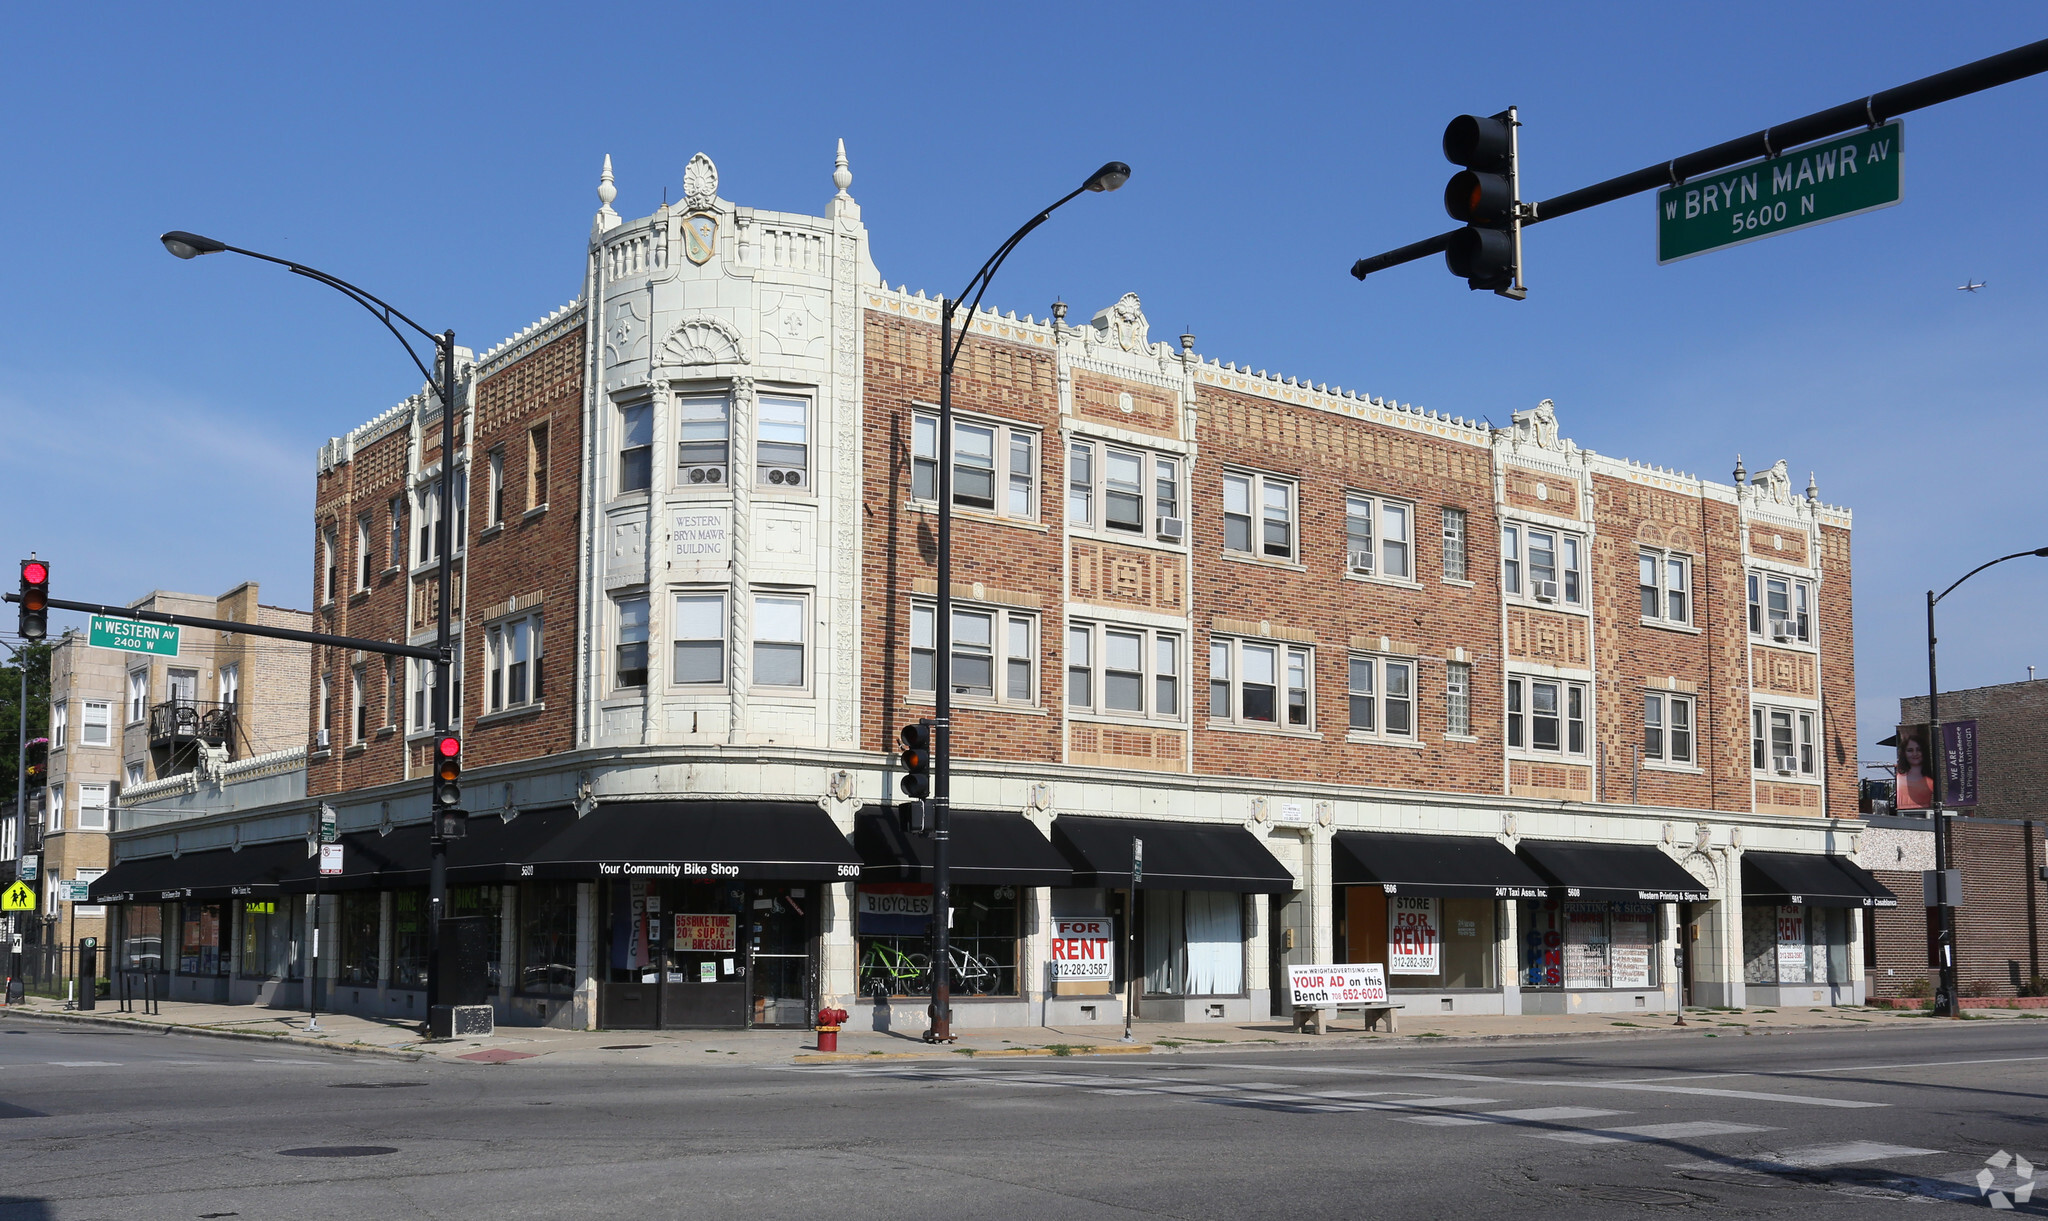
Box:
[1657,121,1902,263]
[88,615,180,657]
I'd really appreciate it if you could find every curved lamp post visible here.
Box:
[1924,545,2048,1016]
[160,231,461,1018]
[928,162,1129,1043]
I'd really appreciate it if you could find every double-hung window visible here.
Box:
[753,594,807,688]
[388,496,405,572]
[676,394,728,485]
[1747,572,1812,643]
[1640,550,1692,625]
[485,449,506,527]
[1643,692,1695,764]
[914,604,1036,705]
[77,783,109,832]
[618,401,654,492]
[614,595,650,689]
[356,513,375,589]
[126,670,147,723]
[351,667,367,743]
[756,395,809,489]
[486,614,543,711]
[1442,508,1468,581]
[1752,705,1817,775]
[1223,471,1295,560]
[51,701,67,748]
[1065,622,1177,718]
[414,483,443,565]
[81,701,111,748]
[1345,493,1414,579]
[672,593,726,686]
[321,527,338,604]
[1347,655,1415,738]
[1068,440,1181,540]
[1502,523,1583,605]
[912,412,1037,519]
[1209,637,1311,728]
[1506,676,1587,755]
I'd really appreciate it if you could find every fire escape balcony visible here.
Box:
[147,699,235,750]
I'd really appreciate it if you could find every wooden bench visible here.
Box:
[1292,1004,1403,1035]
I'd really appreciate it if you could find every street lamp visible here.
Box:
[160,231,463,1016]
[927,162,1129,1044]
[1924,545,2048,1016]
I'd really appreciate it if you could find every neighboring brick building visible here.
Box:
[96,147,1881,1030]
[1864,679,2048,1000]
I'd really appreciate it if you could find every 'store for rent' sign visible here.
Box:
[1288,963,1389,1008]
[1656,121,1902,264]
[1050,918,1115,980]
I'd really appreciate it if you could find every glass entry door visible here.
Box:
[747,884,816,1028]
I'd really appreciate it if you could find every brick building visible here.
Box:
[95,147,1890,1029]
[1863,680,2048,1000]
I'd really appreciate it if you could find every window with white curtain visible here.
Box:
[126,671,148,723]
[486,613,543,711]
[81,701,112,747]
[77,783,110,832]
[753,594,807,688]
[672,593,726,686]
[1143,891,1243,997]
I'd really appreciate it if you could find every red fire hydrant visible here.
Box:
[815,1004,849,1053]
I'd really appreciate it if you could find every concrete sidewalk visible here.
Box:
[5,994,2029,1066]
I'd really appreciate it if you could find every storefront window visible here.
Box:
[1743,904,1849,985]
[1520,899,1658,989]
[338,892,381,986]
[1343,894,1498,990]
[521,881,578,997]
[237,898,300,980]
[179,901,226,976]
[450,885,504,991]
[855,884,1019,997]
[1143,890,1243,997]
[121,904,166,972]
[607,879,743,985]
[391,890,428,988]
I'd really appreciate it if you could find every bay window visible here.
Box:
[676,394,729,484]
[486,613,543,711]
[1752,704,1817,776]
[614,595,650,689]
[1748,571,1812,643]
[672,593,726,686]
[753,594,807,688]
[756,394,809,489]
[618,400,654,492]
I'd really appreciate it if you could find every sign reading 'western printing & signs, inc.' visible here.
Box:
[1657,121,1901,263]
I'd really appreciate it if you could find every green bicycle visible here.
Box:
[860,941,932,998]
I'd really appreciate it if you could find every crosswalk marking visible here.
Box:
[1540,1120,1775,1144]
[1404,1105,1625,1127]
[1205,1062,1887,1108]
[1759,1141,1942,1168]
[47,1061,119,1067]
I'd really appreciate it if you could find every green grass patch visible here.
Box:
[1610,1021,1642,1027]
[1415,1031,1446,1039]
[1153,1039,1185,1049]
[953,1048,977,1056]
[1044,1043,1077,1057]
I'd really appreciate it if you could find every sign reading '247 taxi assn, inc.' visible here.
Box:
[1658,121,1902,263]
[88,615,180,658]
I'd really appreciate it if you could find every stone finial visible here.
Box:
[833,138,853,195]
[1733,453,1746,487]
[1806,471,1819,503]
[1050,299,1068,331]
[594,154,620,234]
[1180,327,1196,355]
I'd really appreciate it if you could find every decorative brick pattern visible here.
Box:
[1071,540,1184,612]
[1750,646,1818,698]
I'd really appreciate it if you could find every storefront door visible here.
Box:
[601,879,817,1029]
[746,884,815,1028]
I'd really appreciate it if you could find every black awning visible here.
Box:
[1829,856,1900,908]
[1052,816,1296,893]
[91,840,304,904]
[1332,831,1550,899]
[854,809,1072,886]
[1742,851,1885,909]
[1516,841,1710,903]
[276,806,585,893]
[523,801,863,881]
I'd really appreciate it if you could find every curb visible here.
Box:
[795,1043,1153,1064]
[0,1007,426,1061]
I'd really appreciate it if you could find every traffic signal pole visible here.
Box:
[1351,37,2048,285]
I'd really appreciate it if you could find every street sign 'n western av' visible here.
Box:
[1658,121,1901,264]
[88,615,180,657]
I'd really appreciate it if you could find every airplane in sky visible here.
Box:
[1957,280,1986,292]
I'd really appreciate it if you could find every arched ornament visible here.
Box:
[1678,849,1718,890]
[657,316,750,368]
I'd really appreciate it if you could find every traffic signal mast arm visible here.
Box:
[3,592,445,661]
[1351,36,2048,283]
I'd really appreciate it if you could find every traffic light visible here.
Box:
[432,734,462,808]
[898,720,932,800]
[17,559,48,641]
[1442,109,1526,298]
[899,800,933,837]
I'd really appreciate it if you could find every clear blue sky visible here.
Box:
[3,2,2043,770]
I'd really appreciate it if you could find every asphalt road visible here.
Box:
[3,1019,2046,1219]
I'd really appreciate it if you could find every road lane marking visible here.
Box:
[1763,1141,1943,1168]
[1202,1062,1885,1108]
[1609,1054,2048,1083]
[48,1061,120,1067]
[1540,1120,1776,1144]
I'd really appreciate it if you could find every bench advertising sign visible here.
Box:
[1388,896,1440,975]
[1288,963,1389,1008]
[1050,918,1116,980]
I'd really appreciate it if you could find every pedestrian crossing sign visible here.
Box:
[1,881,35,912]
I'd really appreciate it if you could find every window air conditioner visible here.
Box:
[682,464,727,485]
[1155,516,1186,542]
[1773,755,1800,775]
[1770,620,1799,642]
[1534,580,1560,602]
[315,728,330,750]
[1347,550,1374,574]
[760,467,806,488]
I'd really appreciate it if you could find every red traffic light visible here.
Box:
[21,561,47,587]
[436,735,461,759]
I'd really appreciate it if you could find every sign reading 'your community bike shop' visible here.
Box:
[1657,121,1902,263]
